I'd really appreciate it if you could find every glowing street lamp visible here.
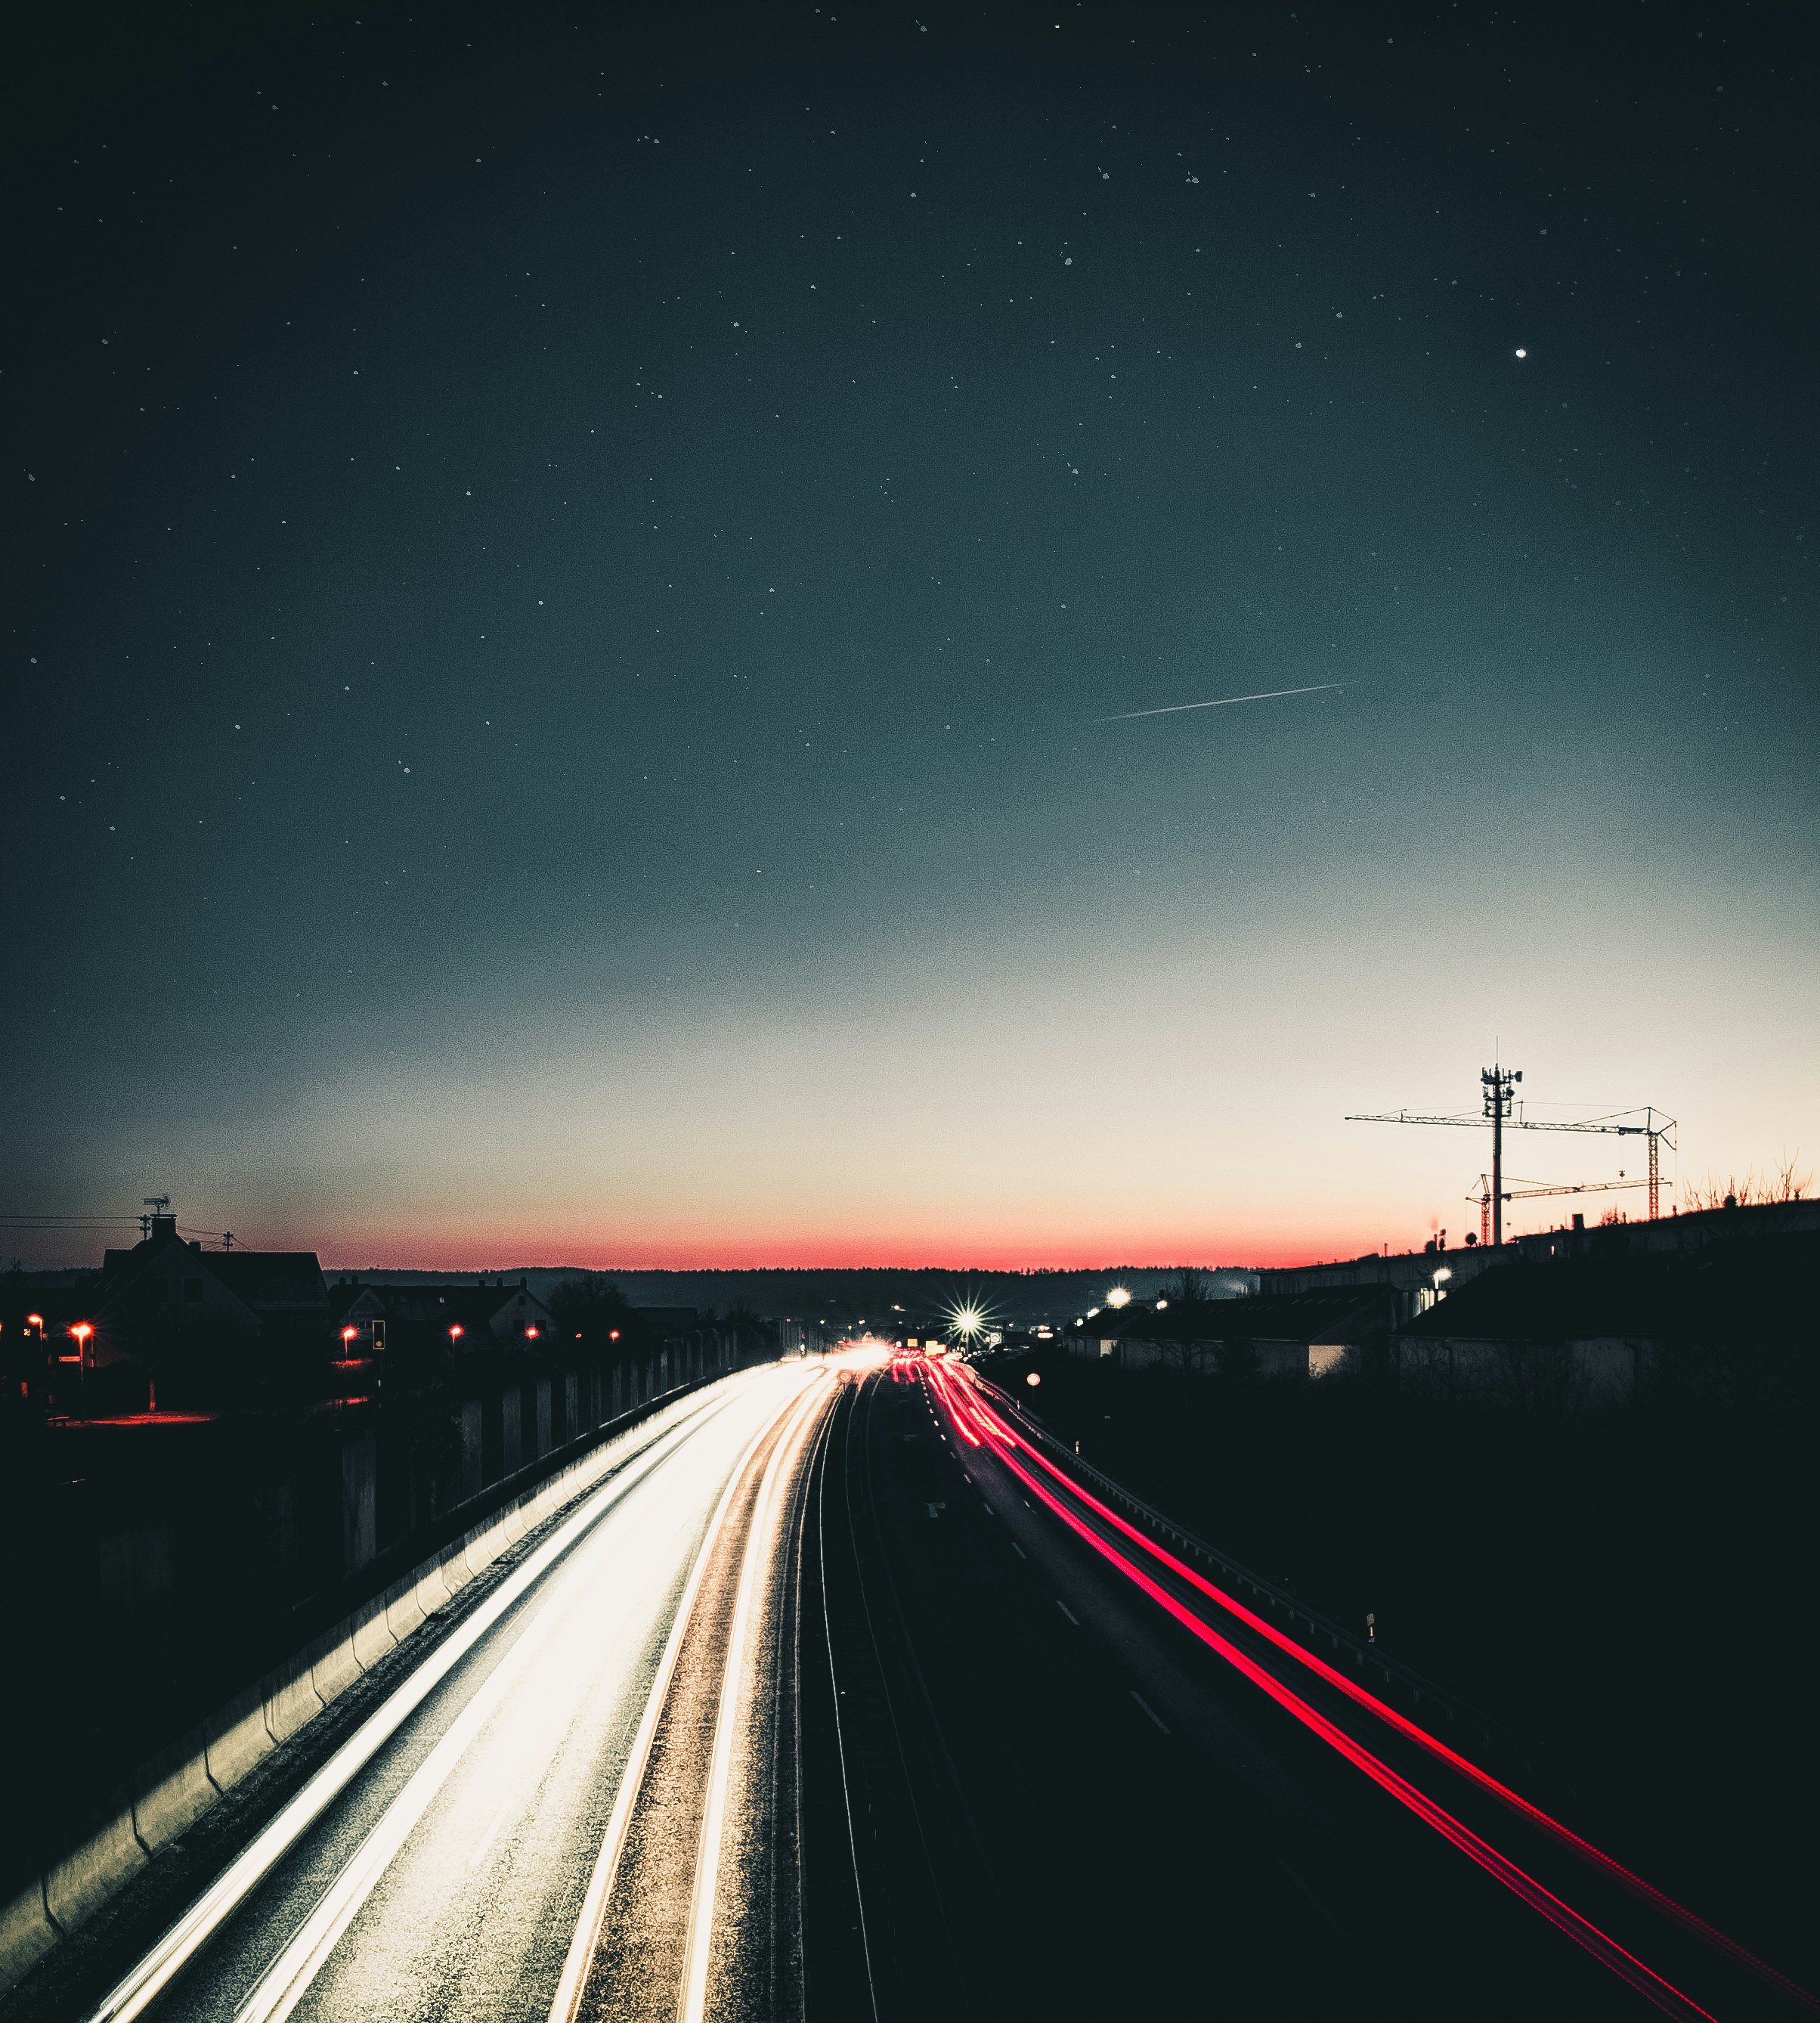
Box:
[1104,1287,1131,1309]
[448,1323,465,1343]
[69,1322,94,1416]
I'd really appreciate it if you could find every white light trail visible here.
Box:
[79,1383,748,2023]
[677,1374,835,2023]
[546,1365,829,2023]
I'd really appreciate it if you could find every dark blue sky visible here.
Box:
[6,0,1816,1266]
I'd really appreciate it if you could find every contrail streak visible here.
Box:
[1091,682,1343,723]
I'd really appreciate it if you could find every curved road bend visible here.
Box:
[797,1358,1812,2023]
[73,1358,837,2023]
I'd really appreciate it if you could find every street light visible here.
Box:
[448,1324,465,1343]
[69,1323,94,1417]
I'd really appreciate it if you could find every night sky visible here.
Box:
[7,1,1817,1269]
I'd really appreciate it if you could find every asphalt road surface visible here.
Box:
[50,1360,833,2023]
[15,1349,1811,2023]
[794,1356,1813,2023]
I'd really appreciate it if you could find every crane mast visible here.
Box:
[1348,1075,1676,1244]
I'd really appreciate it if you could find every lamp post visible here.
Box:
[69,1323,94,1417]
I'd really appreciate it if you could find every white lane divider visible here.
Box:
[677,1376,834,2023]
[1131,1692,1171,1735]
[80,1380,756,2023]
[546,1368,831,2023]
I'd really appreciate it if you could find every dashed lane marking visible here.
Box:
[1131,1692,1171,1734]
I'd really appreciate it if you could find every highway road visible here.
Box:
[18,1349,1813,2023]
[809,1354,1815,2023]
[57,1358,837,2023]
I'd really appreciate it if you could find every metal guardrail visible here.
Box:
[974,1375,1497,1743]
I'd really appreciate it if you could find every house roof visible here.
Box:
[325,1276,552,1331]
[207,1252,328,1312]
[93,1229,325,1315]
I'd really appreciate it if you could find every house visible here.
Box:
[324,1274,558,1366]
[1069,1287,1397,1380]
[63,1213,330,1411]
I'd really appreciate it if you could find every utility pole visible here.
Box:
[1482,1064,1520,1249]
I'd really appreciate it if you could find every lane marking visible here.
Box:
[1011,1543,1026,1560]
[1055,1600,1079,1625]
[465,1788,520,1873]
[1131,1691,1170,1735]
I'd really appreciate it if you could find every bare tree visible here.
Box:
[1681,1155,1810,1210]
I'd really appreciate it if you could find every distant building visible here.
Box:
[325,1274,558,1372]
[1257,1196,1820,1330]
[1068,1287,1398,1380]
[1391,1216,1820,1406]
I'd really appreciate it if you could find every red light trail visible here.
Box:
[952,1366,1815,2013]
[912,1354,1812,2021]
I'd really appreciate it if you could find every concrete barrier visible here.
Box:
[437,1541,475,1600]
[410,1557,451,1622]
[0,1881,58,1994]
[349,1594,398,1673]
[261,1653,324,1745]
[382,1570,428,1645]
[0,1366,753,2003]
[43,1800,146,1934]
[461,1521,496,1580]
[131,1730,218,1855]
[307,1628,362,1710]
[202,1685,274,1792]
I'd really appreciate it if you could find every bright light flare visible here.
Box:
[1103,1287,1131,1309]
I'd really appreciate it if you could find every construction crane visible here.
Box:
[1465,1174,1648,1250]
[1348,1064,1676,1246]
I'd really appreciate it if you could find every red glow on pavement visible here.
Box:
[943,1367,1817,2015]
[66,1411,218,1427]
[918,1362,1725,2023]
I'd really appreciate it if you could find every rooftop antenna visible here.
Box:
[141,1194,172,1238]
